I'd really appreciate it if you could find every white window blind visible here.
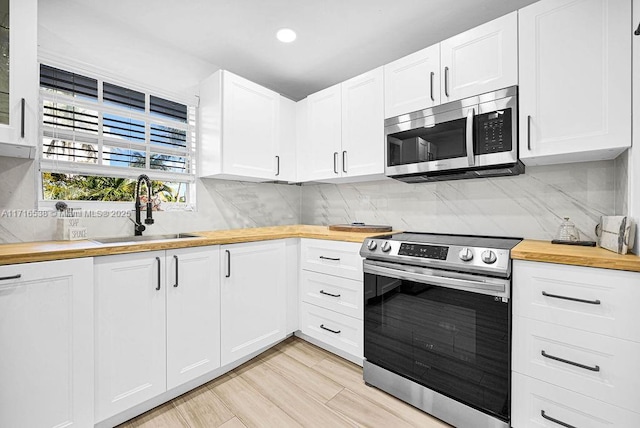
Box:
[39,64,196,183]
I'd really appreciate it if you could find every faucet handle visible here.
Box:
[145,218,154,225]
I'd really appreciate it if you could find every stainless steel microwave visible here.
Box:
[385,86,524,182]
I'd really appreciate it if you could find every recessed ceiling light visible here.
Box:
[276,28,297,43]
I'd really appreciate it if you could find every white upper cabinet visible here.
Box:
[440,11,518,103]
[341,67,385,179]
[0,0,38,158]
[384,44,440,118]
[301,83,342,181]
[199,70,295,181]
[277,96,297,182]
[518,0,631,165]
[383,12,517,118]
[299,67,384,182]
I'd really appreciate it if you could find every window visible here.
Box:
[39,64,196,209]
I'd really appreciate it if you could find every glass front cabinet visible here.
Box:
[0,0,37,158]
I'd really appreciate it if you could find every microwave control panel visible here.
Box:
[476,109,512,154]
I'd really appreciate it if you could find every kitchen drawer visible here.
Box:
[300,302,363,359]
[301,270,362,319]
[512,372,640,428]
[300,239,363,280]
[513,260,640,342]
[513,316,640,411]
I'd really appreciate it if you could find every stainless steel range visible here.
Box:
[360,232,522,428]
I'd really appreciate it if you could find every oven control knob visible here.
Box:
[381,242,392,253]
[367,240,377,251]
[459,248,473,261]
[481,250,497,264]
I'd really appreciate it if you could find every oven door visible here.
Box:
[364,260,511,422]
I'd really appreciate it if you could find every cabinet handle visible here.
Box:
[542,291,601,305]
[275,155,280,177]
[173,255,179,287]
[0,274,21,281]
[541,350,600,372]
[320,290,341,298]
[333,152,339,174]
[444,67,450,97]
[540,410,576,428]
[225,250,231,278]
[465,108,475,166]
[155,257,161,290]
[527,115,532,151]
[319,256,340,261]
[320,324,341,334]
[430,72,435,102]
[342,151,347,173]
[20,98,25,139]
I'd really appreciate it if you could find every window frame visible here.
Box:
[36,59,198,212]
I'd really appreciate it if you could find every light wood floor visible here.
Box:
[118,336,451,428]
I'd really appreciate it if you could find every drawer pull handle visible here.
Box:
[0,274,21,281]
[320,290,341,298]
[320,324,341,334]
[319,256,340,261]
[542,291,601,305]
[541,350,600,372]
[155,257,161,291]
[541,410,576,428]
[173,255,179,287]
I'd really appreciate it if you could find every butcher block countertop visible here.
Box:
[512,239,640,273]
[0,225,392,266]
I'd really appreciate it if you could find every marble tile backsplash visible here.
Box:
[301,160,620,241]
[0,155,626,244]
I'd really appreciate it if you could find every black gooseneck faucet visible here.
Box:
[133,174,154,236]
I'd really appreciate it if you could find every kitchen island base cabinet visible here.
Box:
[220,240,287,366]
[94,247,220,422]
[0,258,93,428]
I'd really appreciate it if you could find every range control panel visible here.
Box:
[397,243,448,260]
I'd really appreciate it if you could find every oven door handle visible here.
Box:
[364,261,508,298]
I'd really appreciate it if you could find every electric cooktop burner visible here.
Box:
[360,231,522,278]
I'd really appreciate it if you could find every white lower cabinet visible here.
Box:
[512,260,640,426]
[220,240,287,366]
[94,246,220,422]
[512,372,640,428]
[0,258,94,428]
[299,239,364,362]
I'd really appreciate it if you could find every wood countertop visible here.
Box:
[512,239,640,273]
[0,225,393,266]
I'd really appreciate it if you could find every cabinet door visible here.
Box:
[301,84,342,181]
[384,44,440,118]
[519,0,631,165]
[222,71,280,179]
[0,0,38,158]
[220,240,286,366]
[276,96,297,182]
[94,252,166,422]
[166,247,220,390]
[0,259,93,428]
[440,11,517,103]
[341,67,384,178]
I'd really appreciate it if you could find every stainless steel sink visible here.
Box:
[91,233,202,244]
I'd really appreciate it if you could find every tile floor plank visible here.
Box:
[219,417,248,428]
[327,388,414,428]
[237,357,355,428]
[172,382,235,428]
[209,371,302,428]
[260,349,344,402]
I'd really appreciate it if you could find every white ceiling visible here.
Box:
[45,0,538,101]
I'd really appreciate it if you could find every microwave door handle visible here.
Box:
[466,108,475,166]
